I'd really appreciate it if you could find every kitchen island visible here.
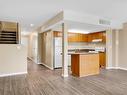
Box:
[71,52,99,77]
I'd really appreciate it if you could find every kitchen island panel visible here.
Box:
[71,53,99,77]
[80,54,99,77]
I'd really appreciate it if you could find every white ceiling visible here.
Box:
[53,21,108,33]
[66,21,108,32]
[0,0,127,32]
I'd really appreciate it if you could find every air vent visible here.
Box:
[99,19,111,25]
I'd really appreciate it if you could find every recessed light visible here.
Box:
[30,24,34,27]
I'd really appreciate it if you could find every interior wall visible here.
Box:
[28,32,38,63]
[112,30,116,67]
[21,35,29,56]
[0,45,27,76]
[106,29,119,68]
[118,23,127,69]
[38,32,43,64]
[38,30,54,69]
[38,32,46,64]
[106,29,113,68]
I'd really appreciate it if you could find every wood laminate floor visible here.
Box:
[0,59,127,95]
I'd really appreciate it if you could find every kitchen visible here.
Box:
[38,21,107,77]
[53,30,106,77]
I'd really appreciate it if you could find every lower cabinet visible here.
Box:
[71,54,100,77]
[99,52,106,68]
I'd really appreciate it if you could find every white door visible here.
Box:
[32,34,38,63]
[54,46,62,68]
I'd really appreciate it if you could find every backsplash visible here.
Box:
[68,42,106,50]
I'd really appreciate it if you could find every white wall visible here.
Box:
[106,29,119,69]
[0,44,27,77]
[118,23,127,69]
[106,29,113,68]
[38,30,54,69]
[21,36,28,47]
[28,32,38,63]
[21,35,29,56]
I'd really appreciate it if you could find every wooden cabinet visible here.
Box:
[53,31,106,43]
[68,33,77,42]
[99,52,106,68]
[71,54,100,77]
[102,32,106,43]
[54,31,88,42]
[87,32,106,43]
[68,33,88,42]
[87,34,92,42]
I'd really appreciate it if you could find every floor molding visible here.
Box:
[62,74,69,77]
[106,67,118,69]
[0,72,27,77]
[41,63,54,70]
[37,63,42,64]
[106,67,127,71]
[117,67,127,71]
[28,57,38,64]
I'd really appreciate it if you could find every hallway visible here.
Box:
[0,59,127,95]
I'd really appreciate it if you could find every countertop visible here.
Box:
[68,51,99,55]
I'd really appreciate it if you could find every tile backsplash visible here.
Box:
[68,42,106,51]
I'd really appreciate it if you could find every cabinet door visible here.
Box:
[68,33,88,42]
[82,34,88,42]
[87,34,92,42]
[77,34,82,42]
[99,52,106,68]
[102,32,106,43]
[87,32,105,42]
[68,33,76,42]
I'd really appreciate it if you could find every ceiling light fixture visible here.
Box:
[30,24,34,27]
[68,29,90,34]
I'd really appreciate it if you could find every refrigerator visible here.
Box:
[54,37,62,68]
[54,37,71,69]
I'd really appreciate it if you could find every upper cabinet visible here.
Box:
[68,33,88,42]
[53,31,106,43]
[87,32,106,43]
[53,31,88,42]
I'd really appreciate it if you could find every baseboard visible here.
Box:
[106,67,127,71]
[41,63,54,70]
[37,63,42,64]
[0,72,27,77]
[117,67,127,71]
[62,74,69,77]
[106,67,118,69]
[28,57,33,61]
[28,57,38,64]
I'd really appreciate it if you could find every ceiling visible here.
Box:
[66,21,108,33]
[53,21,108,33]
[0,0,127,32]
